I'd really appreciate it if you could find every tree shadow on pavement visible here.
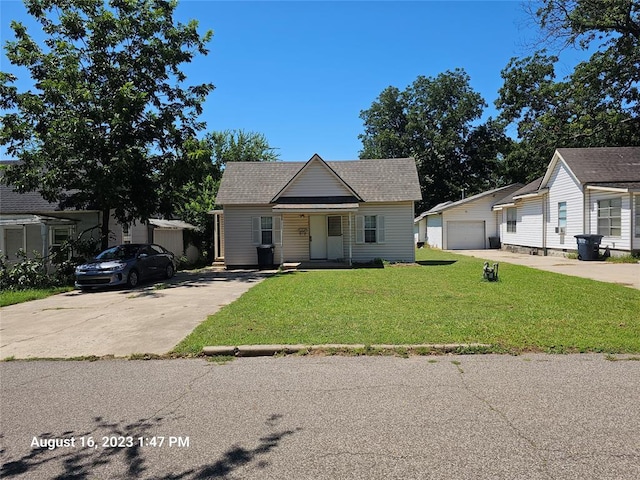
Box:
[1,414,301,480]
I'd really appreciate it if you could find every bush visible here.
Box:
[0,249,52,290]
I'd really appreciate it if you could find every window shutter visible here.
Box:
[251,217,260,245]
[273,216,282,245]
[377,216,385,244]
[355,215,364,244]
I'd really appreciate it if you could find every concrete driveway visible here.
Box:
[0,268,271,359]
[450,249,640,289]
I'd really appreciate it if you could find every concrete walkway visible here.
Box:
[450,249,640,290]
[0,269,271,359]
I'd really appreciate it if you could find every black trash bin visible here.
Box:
[488,236,501,249]
[574,234,603,261]
[256,244,275,269]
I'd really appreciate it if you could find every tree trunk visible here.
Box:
[101,208,111,251]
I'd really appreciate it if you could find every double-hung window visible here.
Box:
[597,198,621,237]
[356,215,385,244]
[558,202,567,233]
[252,216,281,245]
[506,208,517,233]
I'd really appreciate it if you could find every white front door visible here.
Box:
[309,215,327,259]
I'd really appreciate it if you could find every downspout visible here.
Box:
[213,213,219,261]
[542,192,547,255]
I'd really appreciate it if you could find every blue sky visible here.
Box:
[1,0,588,161]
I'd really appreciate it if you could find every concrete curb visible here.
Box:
[202,343,492,357]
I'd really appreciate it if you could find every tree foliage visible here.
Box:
[173,129,279,262]
[496,0,640,183]
[0,0,214,249]
[359,69,510,211]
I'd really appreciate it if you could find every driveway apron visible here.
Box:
[0,269,270,359]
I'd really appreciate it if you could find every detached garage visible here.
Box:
[447,221,486,250]
[415,184,523,250]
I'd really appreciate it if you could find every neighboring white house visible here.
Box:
[414,184,523,250]
[493,147,640,256]
[214,154,422,267]
[0,163,196,262]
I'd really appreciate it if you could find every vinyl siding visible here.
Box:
[279,161,353,198]
[586,191,632,252]
[223,206,282,266]
[224,202,416,265]
[282,213,310,262]
[351,202,416,262]
[442,196,500,249]
[634,194,640,251]
[501,197,544,248]
[416,218,427,243]
[545,161,583,249]
[426,215,443,248]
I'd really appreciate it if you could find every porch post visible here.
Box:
[214,212,219,260]
[348,213,352,266]
[280,215,284,266]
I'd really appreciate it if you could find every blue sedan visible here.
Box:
[75,244,176,289]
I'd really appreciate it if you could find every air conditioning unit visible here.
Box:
[555,227,566,234]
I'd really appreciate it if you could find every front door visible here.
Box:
[309,215,327,259]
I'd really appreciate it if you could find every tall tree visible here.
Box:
[174,130,279,261]
[208,129,280,167]
[496,0,640,183]
[0,0,214,249]
[359,69,509,211]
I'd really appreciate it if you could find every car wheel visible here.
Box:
[127,270,140,288]
[165,263,175,279]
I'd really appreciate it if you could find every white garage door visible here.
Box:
[447,221,485,250]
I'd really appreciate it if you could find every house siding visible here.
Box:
[442,196,501,249]
[279,161,352,197]
[223,205,282,266]
[501,197,544,248]
[634,194,640,251]
[545,161,584,250]
[351,202,415,262]
[586,190,632,252]
[425,215,443,249]
[282,213,310,262]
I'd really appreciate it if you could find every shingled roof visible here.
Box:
[0,162,62,214]
[554,147,640,184]
[216,156,422,205]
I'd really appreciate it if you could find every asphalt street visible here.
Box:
[1,354,639,479]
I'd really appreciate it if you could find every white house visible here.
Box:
[0,163,196,262]
[414,184,523,250]
[214,154,422,267]
[493,147,640,256]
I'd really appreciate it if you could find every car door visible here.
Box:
[136,245,156,278]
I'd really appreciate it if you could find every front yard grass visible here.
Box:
[0,287,74,307]
[174,249,640,355]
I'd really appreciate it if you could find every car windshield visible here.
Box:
[95,245,140,261]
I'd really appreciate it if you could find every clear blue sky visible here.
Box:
[1,0,587,161]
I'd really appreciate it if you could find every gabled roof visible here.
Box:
[493,177,544,208]
[415,184,523,221]
[544,147,640,186]
[271,154,362,202]
[215,156,422,205]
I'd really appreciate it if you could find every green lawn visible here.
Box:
[0,287,73,307]
[174,249,640,355]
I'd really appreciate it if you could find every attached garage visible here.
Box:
[446,221,485,250]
